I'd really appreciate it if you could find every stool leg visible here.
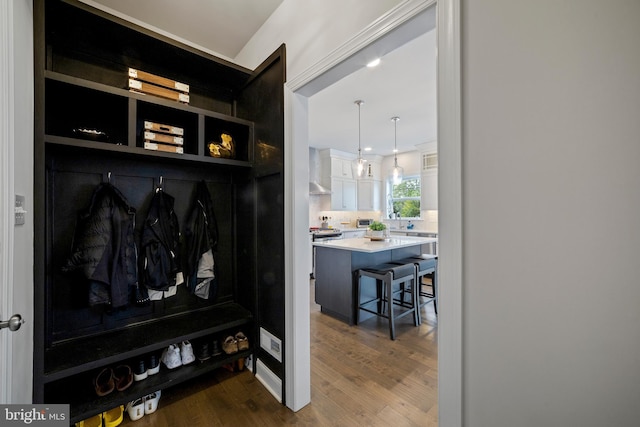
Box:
[386,272,396,340]
[413,266,421,326]
[433,269,438,316]
[377,278,385,315]
[355,271,361,325]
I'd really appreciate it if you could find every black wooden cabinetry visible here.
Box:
[33,1,285,423]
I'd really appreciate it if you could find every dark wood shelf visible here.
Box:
[44,135,252,168]
[44,302,252,381]
[44,71,255,127]
[47,348,252,423]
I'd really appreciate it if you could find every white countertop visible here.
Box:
[312,236,438,253]
[389,230,438,236]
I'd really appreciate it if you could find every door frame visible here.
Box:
[0,0,34,404]
[284,0,462,424]
[0,0,16,404]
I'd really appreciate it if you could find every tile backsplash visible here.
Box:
[309,200,438,233]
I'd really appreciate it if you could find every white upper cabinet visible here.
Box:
[357,179,381,210]
[417,142,438,210]
[331,157,354,179]
[331,178,357,210]
[319,149,358,211]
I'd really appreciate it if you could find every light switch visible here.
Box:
[15,195,26,226]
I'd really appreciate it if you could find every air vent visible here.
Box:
[423,153,438,171]
[260,327,282,362]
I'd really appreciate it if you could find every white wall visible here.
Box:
[462,1,640,426]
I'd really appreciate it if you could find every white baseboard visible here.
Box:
[255,358,282,403]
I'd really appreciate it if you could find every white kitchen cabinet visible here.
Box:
[318,149,358,210]
[331,178,357,210]
[364,157,382,180]
[357,179,381,210]
[319,149,355,180]
[331,157,354,179]
[421,168,437,210]
[419,147,438,210]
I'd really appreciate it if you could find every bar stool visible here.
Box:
[356,262,419,340]
[390,254,438,325]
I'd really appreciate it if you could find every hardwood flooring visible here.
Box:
[118,281,438,426]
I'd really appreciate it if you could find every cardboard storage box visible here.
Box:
[144,141,184,154]
[129,68,189,93]
[144,130,183,146]
[143,121,184,136]
[129,79,190,104]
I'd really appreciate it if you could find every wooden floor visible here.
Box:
[119,280,438,426]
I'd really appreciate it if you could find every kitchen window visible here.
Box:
[387,175,421,218]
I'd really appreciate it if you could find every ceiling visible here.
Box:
[83,0,284,59]
[308,30,436,157]
[85,0,436,157]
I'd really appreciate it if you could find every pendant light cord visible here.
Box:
[392,116,399,166]
[356,100,364,158]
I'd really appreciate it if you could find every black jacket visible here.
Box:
[183,181,219,300]
[62,183,137,308]
[140,188,181,291]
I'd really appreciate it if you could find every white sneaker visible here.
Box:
[126,398,145,421]
[161,344,182,369]
[180,340,195,365]
[144,390,161,414]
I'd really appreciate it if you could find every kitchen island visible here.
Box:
[313,236,437,324]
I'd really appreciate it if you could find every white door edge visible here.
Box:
[0,0,16,404]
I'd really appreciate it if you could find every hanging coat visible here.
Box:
[140,188,181,292]
[62,182,138,308]
[182,181,219,300]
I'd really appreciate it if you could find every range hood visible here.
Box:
[309,181,331,195]
[309,147,331,195]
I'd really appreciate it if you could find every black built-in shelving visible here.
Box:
[33,0,286,422]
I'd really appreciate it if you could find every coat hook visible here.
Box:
[156,175,164,193]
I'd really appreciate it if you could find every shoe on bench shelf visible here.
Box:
[180,340,195,365]
[235,332,249,351]
[133,360,147,382]
[161,344,182,369]
[147,354,160,376]
[222,336,238,355]
[125,398,144,421]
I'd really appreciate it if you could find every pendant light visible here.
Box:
[391,116,404,185]
[353,100,367,178]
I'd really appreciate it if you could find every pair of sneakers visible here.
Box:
[161,341,195,369]
[133,354,160,382]
[126,390,161,421]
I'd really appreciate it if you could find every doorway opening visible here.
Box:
[284,1,462,423]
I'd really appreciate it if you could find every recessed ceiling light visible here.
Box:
[366,58,381,68]
[364,147,372,151]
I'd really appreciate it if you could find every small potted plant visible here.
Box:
[368,221,387,239]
